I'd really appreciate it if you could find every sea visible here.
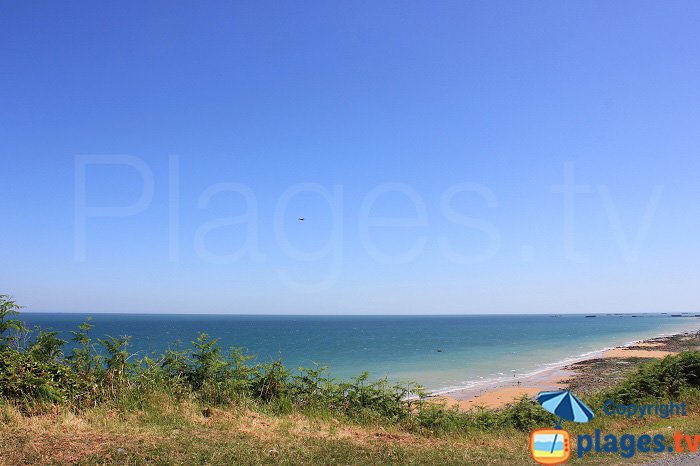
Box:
[18,313,700,394]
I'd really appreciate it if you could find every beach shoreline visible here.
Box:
[428,329,700,410]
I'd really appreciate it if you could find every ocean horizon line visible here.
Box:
[19,310,695,317]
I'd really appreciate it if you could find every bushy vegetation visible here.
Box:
[2,293,700,441]
[0,347,93,405]
[0,296,425,420]
[603,350,700,403]
[414,395,556,434]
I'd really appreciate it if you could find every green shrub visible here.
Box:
[69,318,98,374]
[503,396,556,431]
[415,396,554,434]
[28,329,66,363]
[0,347,93,407]
[252,360,290,402]
[0,295,25,348]
[607,351,700,402]
[190,333,227,389]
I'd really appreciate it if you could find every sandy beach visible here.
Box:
[431,330,700,410]
[602,347,675,358]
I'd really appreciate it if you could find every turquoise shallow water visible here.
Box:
[19,313,700,392]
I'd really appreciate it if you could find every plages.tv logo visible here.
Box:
[529,390,594,465]
[530,428,571,465]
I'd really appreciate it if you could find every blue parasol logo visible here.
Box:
[537,390,595,428]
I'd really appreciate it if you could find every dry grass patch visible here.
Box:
[0,400,533,465]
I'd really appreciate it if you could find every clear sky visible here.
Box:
[1,1,699,314]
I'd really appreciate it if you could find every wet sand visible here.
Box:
[430,364,572,410]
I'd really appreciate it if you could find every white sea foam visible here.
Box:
[424,328,699,398]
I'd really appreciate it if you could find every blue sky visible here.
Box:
[1,1,699,314]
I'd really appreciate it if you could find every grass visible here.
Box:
[0,397,532,465]
[2,390,700,465]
